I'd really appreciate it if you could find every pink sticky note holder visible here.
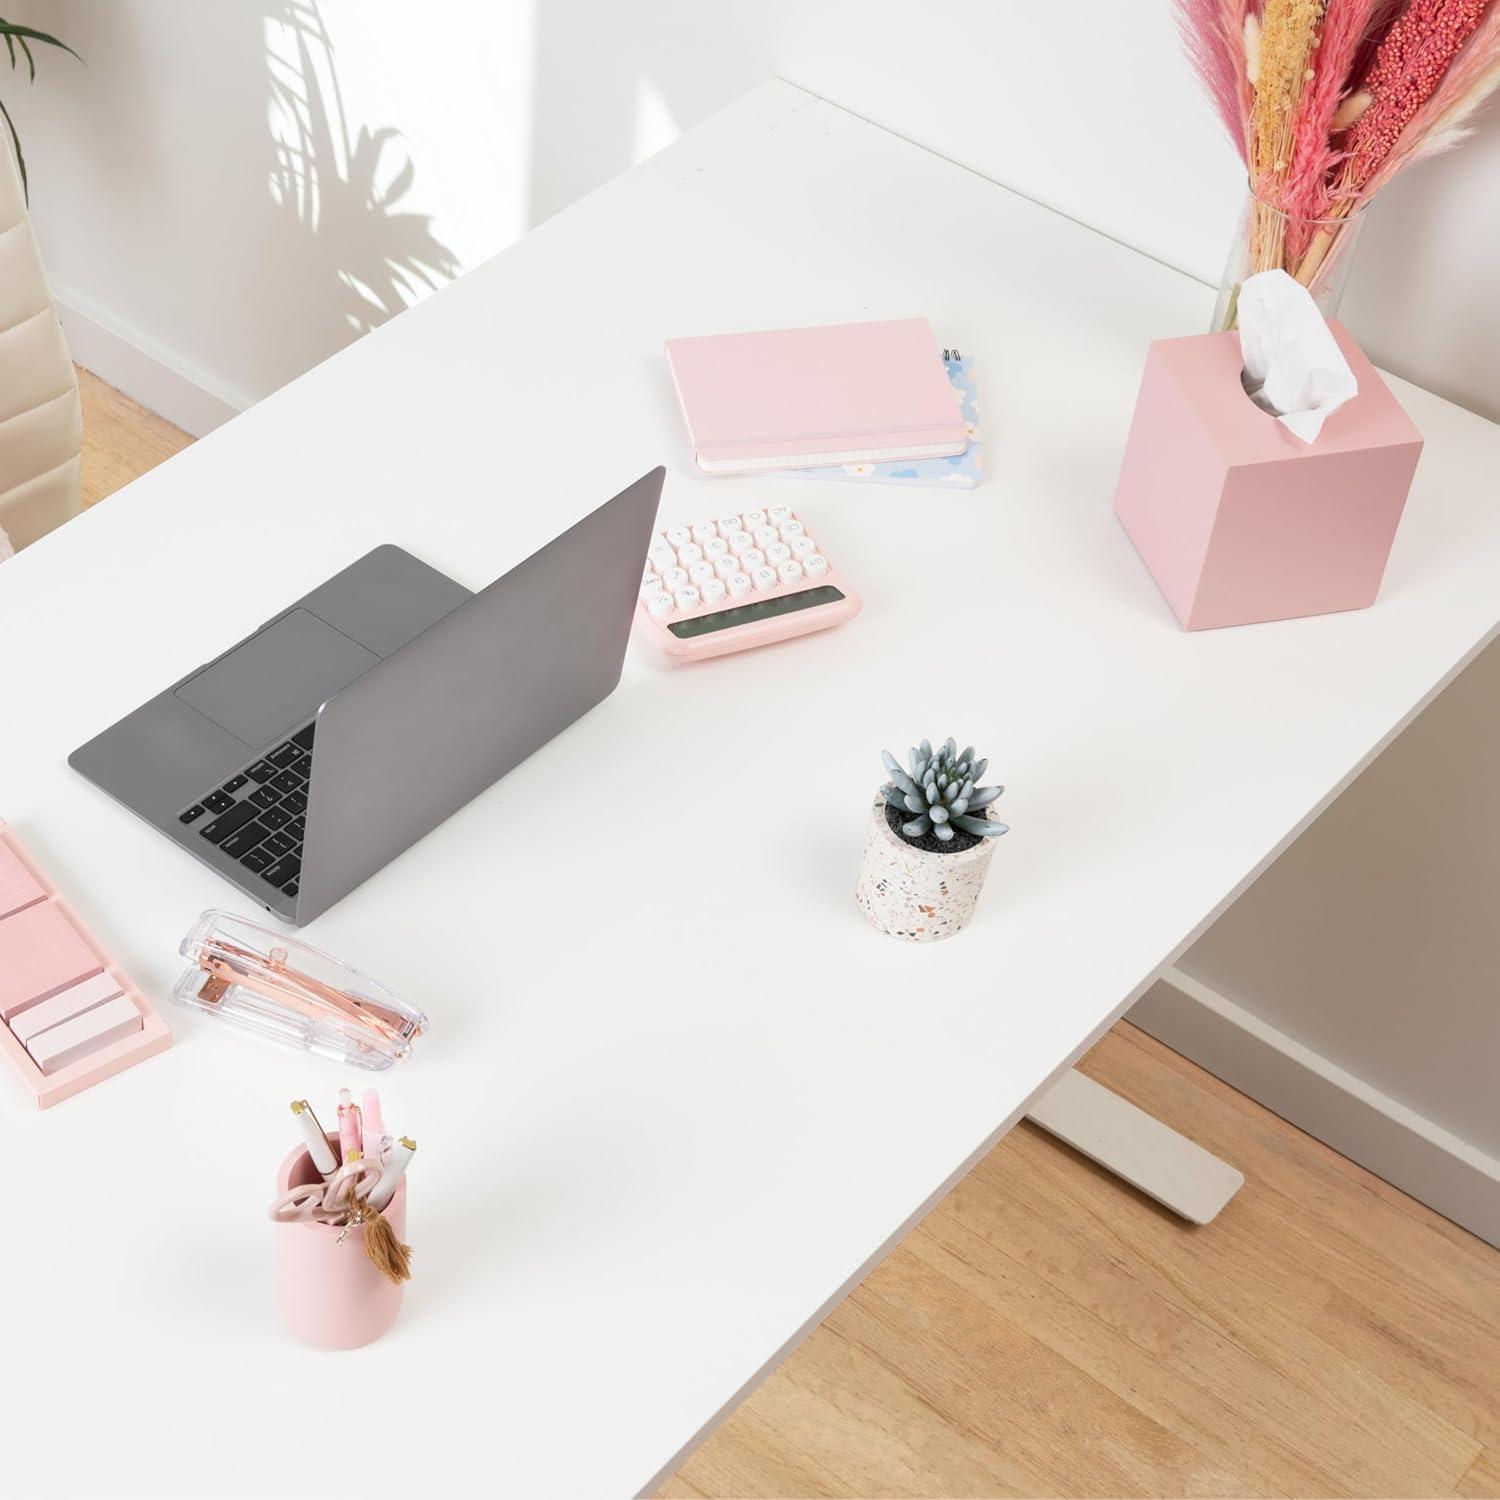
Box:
[0,820,172,1108]
[1113,321,1423,630]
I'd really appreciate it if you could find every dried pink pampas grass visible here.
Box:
[1280,0,1385,234]
[1176,0,1500,324]
[1173,0,1258,159]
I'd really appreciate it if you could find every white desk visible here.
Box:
[3,82,1499,1498]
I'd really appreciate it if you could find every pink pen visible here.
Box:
[362,1088,390,1161]
[337,1087,362,1160]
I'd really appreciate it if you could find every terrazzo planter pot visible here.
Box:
[854,796,999,942]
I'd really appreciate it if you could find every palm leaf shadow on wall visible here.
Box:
[266,1,460,346]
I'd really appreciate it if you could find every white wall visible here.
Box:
[5,0,1498,431]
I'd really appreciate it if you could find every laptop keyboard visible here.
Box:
[176,721,314,899]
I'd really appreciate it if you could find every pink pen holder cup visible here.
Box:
[1113,321,1422,630]
[275,1142,406,1349]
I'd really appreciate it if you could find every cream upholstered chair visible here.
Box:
[0,136,81,554]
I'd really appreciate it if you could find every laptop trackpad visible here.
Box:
[176,608,381,748]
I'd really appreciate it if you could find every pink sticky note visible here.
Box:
[26,993,142,1075]
[0,846,45,920]
[8,972,124,1046]
[0,903,102,1020]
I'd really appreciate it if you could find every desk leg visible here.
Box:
[1024,1069,1244,1225]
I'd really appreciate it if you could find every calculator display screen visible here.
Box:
[666,585,846,639]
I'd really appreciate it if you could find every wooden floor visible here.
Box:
[77,372,1500,1500]
[77,365,193,507]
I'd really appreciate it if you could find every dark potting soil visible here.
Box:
[884,799,983,855]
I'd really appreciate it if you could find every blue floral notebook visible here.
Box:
[774,350,980,489]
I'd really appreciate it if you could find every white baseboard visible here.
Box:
[53,287,245,438]
[1131,966,1500,1248]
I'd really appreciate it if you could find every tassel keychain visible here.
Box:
[352,1195,413,1284]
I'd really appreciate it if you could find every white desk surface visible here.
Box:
[3,80,1498,1498]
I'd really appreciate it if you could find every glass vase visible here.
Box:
[1212,189,1368,332]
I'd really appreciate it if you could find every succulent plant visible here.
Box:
[880,738,1008,845]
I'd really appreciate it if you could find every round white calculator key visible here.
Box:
[691,520,717,543]
[740,548,765,571]
[701,578,727,604]
[751,565,777,592]
[689,560,715,585]
[676,542,703,567]
[766,542,791,566]
[754,525,777,547]
[647,591,674,617]
[767,505,790,523]
[713,554,740,579]
[803,553,829,578]
[742,509,766,527]
[640,573,663,598]
[727,571,752,597]
[703,536,728,560]
[778,519,805,542]
[662,566,690,592]
[665,526,691,548]
[729,530,755,557]
[791,536,817,559]
[777,560,804,585]
[716,516,742,537]
[674,586,702,610]
[648,541,676,570]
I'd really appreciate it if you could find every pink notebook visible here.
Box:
[665,318,967,475]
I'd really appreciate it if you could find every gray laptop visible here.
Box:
[70,467,664,926]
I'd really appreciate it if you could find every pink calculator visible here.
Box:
[635,505,861,660]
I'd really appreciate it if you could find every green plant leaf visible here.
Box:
[0,18,79,202]
[0,93,26,200]
[0,23,82,64]
[952,814,1009,837]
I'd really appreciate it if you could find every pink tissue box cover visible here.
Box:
[1113,320,1422,631]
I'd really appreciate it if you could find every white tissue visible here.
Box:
[1237,269,1357,444]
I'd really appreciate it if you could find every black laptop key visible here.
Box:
[249,785,281,810]
[287,817,305,839]
[179,804,206,825]
[200,801,260,844]
[261,805,292,830]
[220,821,272,858]
[246,760,277,784]
[220,774,248,794]
[291,754,313,779]
[282,879,299,898]
[264,830,296,857]
[281,791,307,816]
[263,854,301,888]
[240,847,275,873]
[203,790,236,815]
[270,769,302,795]
[268,742,301,769]
[291,723,315,751]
